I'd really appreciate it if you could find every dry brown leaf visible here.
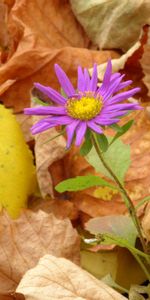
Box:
[0,210,80,293]
[0,2,9,55]
[15,114,33,142]
[33,122,66,197]
[91,42,141,81]
[0,293,25,300]
[29,197,79,221]
[0,0,119,112]
[17,254,126,300]
[142,203,150,241]
[140,27,150,96]
[70,0,150,51]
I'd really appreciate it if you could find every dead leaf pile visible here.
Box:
[0,0,118,112]
[0,210,80,293]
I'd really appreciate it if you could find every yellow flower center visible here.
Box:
[66,94,103,121]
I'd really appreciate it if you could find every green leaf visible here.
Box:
[86,215,138,246]
[110,123,122,133]
[32,96,49,106]
[86,137,131,183]
[60,88,67,98]
[55,175,117,193]
[135,195,150,210]
[80,130,92,156]
[96,133,109,152]
[110,120,134,145]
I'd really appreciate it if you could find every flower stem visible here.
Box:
[91,132,147,254]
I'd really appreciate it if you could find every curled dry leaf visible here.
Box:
[17,254,126,300]
[0,210,80,293]
[0,0,119,112]
[70,0,150,51]
[90,42,141,81]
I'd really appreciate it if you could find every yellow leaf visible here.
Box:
[0,105,36,218]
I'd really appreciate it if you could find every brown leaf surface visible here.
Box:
[0,0,119,112]
[0,210,80,293]
[34,124,66,197]
[70,0,150,51]
[140,27,150,96]
[17,254,126,300]
[142,203,150,242]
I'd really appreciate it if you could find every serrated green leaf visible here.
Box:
[86,137,131,183]
[55,175,117,193]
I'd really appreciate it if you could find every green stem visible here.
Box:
[91,133,147,254]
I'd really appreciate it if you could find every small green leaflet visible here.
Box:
[32,96,49,106]
[80,130,92,156]
[96,133,109,152]
[110,120,134,146]
[86,137,131,183]
[55,175,117,193]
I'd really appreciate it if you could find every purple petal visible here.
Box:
[103,103,142,112]
[95,117,120,125]
[77,66,85,92]
[84,68,90,91]
[75,122,87,146]
[31,121,54,134]
[34,83,66,105]
[110,73,121,81]
[100,110,128,118]
[103,75,124,101]
[98,60,112,95]
[66,120,80,148]
[24,106,66,116]
[89,63,98,91]
[87,120,102,134]
[116,80,132,92]
[54,64,75,96]
[107,88,141,104]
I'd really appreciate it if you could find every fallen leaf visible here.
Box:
[70,0,150,51]
[129,284,150,300]
[0,0,119,112]
[29,197,79,221]
[0,105,36,218]
[140,27,150,96]
[141,203,150,242]
[0,293,25,300]
[0,210,80,293]
[33,115,66,198]
[81,247,146,290]
[85,215,137,246]
[92,42,141,81]
[17,254,126,300]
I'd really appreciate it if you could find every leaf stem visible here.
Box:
[91,132,147,254]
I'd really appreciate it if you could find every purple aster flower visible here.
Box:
[24,60,141,148]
